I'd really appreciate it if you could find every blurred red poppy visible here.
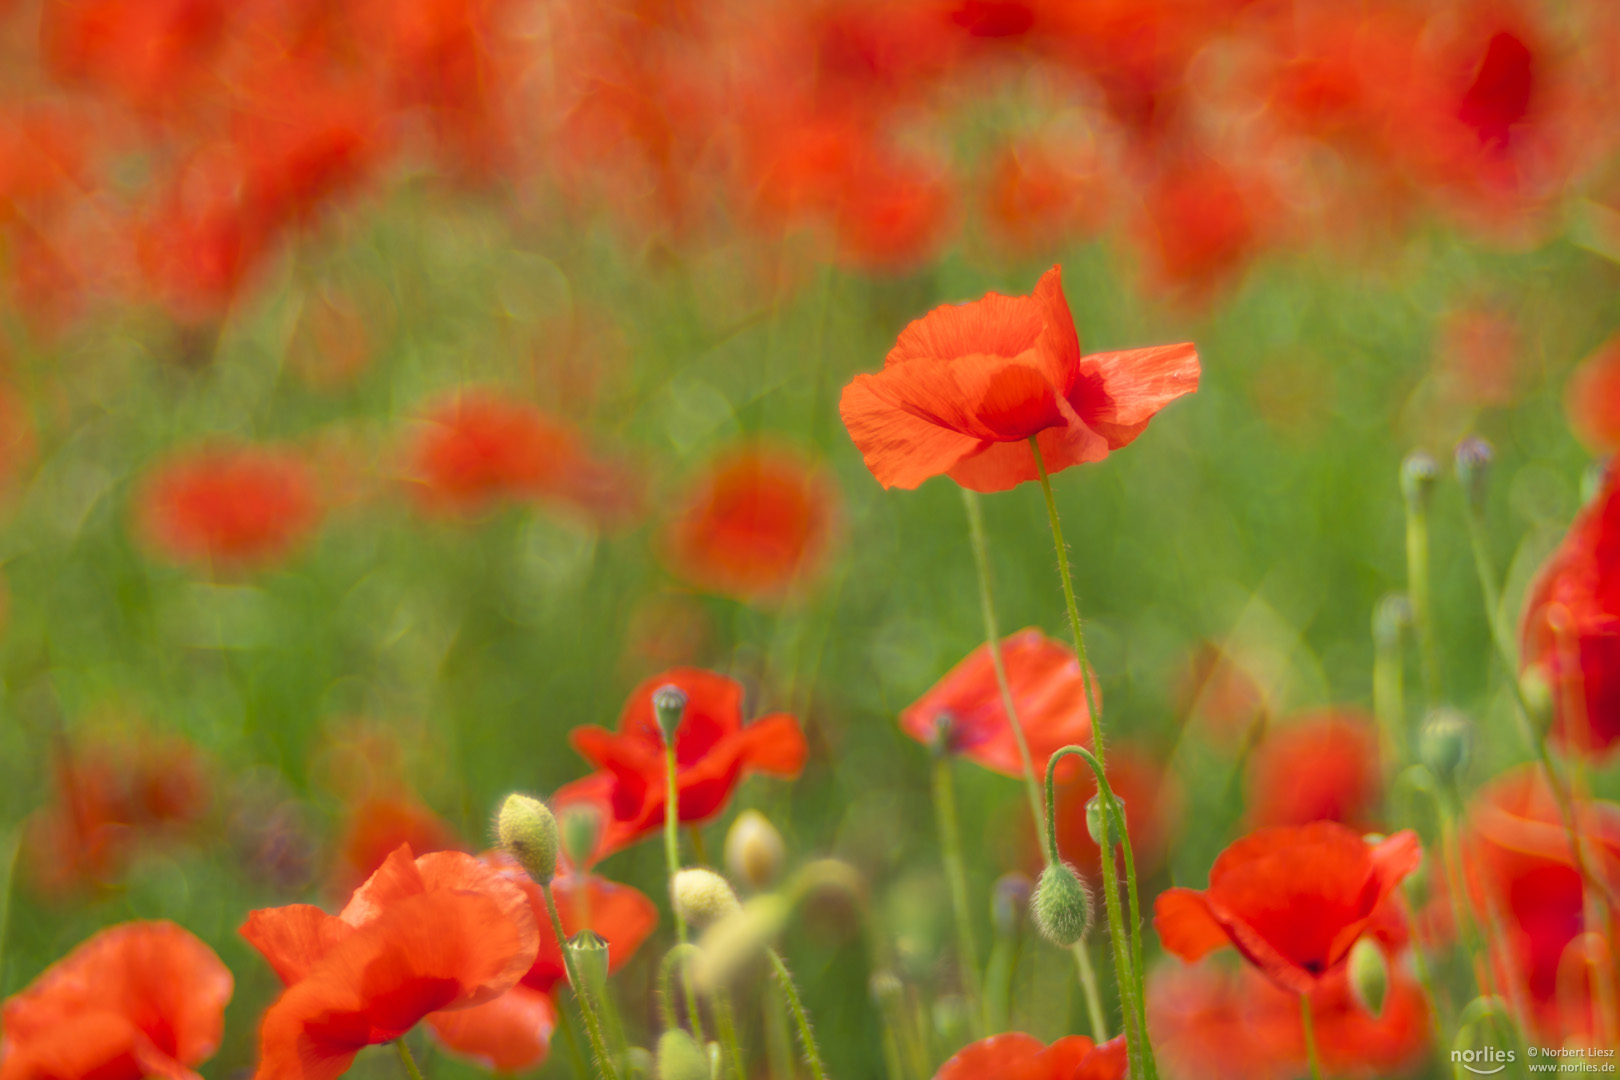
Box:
[839,265,1198,491]
[901,629,1093,778]
[1050,742,1179,882]
[1521,465,1620,755]
[934,1031,1126,1080]
[1154,822,1421,994]
[40,0,230,114]
[551,668,807,864]
[1462,767,1620,1042]
[0,921,232,1080]
[331,794,462,901]
[242,845,542,1080]
[1133,157,1265,303]
[981,140,1109,256]
[1245,710,1382,829]
[137,443,321,569]
[662,443,837,604]
[1566,335,1620,452]
[1175,643,1267,744]
[1436,305,1521,407]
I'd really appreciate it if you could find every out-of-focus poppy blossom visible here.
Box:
[1050,742,1179,881]
[0,920,232,1080]
[901,629,1094,779]
[1565,334,1620,452]
[834,154,954,273]
[404,390,639,523]
[1175,643,1267,744]
[1436,305,1521,407]
[661,443,838,604]
[1245,709,1382,829]
[840,265,1199,491]
[137,443,321,569]
[551,668,807,864]
[1462,767,1620,1041]
[981,140,1109,255]
[40,0,230,114]
[933,1031,1127,1080]
[242,844,542,1080]
[1134,157,1265,302]
[1521,465,1620,755]
[331,793,462,901]
[1154,822,1421,994]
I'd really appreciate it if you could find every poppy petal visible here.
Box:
[839,373,993,490]
[945,420,1109,493]
[426,985,555,1073]
[1071,342,1200,447]
[240,905,349,985]
[1154,888,1232,962]
[934,1032,1045,1080]
[339,844,425,927]
[731,713,809,776]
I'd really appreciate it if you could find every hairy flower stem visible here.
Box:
[931,756,989,1035]
[394,1039,426,1080]
[1300,995,1323,1080]
[543,884,621,1080]
[769,949,828,1080]
[664,741,706,1042]
[553,1005,593,1080]
[715,994,747,1080]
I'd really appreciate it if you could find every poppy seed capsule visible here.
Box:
[559,803,604,870]
[497,794,559,884]
[652,684,689,744]
[1400,450,1439,508]
[724,810,785,891]
[1419,708,1472,784]
[1348,938,1389,1017]
[673,868,741,930]
[656,1029,710,1080]
[1454,437,1493,511]
[566,929,609,1001]
[1031,861,1092,947]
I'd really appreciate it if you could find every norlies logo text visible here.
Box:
[1454,1047,1518,1075]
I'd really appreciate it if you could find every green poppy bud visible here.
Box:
[497,793,559,885]
[1401,450,1438,510]
[724,810,785,892]
[559,802,604,870]
[1031,861,1092,947]
[567,929,609,1001]
[1454,437,1493,512]
[672,868,742,930]
[1348,938,1389,1017]
[1419,708,1472,785]
[656,1029,710,1080]
[652,684,689,744]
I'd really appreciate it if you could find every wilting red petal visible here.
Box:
[426,985,555,1073]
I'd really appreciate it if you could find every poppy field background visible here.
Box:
[4,1,1620,1078]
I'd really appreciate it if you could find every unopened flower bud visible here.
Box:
[992,873,1032,939]
[1419,708,1472,785]
[725,810,785,892]
[1031,862,1092,947]
[1519,667,1554,732]
[1373,593,1412,650]
[567,929,609,1001]
[559,803,604,870]
[673,868,741,930]
[693,895,791,990]
[652,684,689,744]
[1401,451,1439,510]
[1454,437,1493,512]
[498,794,558,884]
[1348,938,1389,1017]
[656,1029,710,1080]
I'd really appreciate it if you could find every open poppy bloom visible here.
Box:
[1245,710,1383,829]
[242,844,542,1080]
[551,669,808,864]
[839,266,1198,492]
[934,1031,1126,1080]
[1154,822,1421,994]
[661,443,838,604]
[137,443,321,569]
[0,920,232,1080]
[901,629,1093,778]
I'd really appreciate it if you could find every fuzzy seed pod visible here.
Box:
[1348,938,1389,1017]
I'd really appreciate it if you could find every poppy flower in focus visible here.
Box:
[1050,743,1179,882]
[242,844,542,1080]
[1155,822,1421,994]
[901,629,1093,779]
[404,390,638,524]
[1565,334,1620,452]
[661,443,838,604]
[839,265,1198,492]
[330,794,462,901]
[137,443,321,569]
[0,920,232,1080]
[551,669,808,864]
[1521,465,1620,754]
[1462,767,1620,1041]
[1245,710,1382,829]
[934,1031,1127,1080]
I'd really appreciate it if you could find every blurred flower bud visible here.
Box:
[693,894,791,990]
[656,1029,710,1080]
[1401,451,1439,510]
[1348,938,1389,1017]
[559,802,604,870]
[1419,708,1472,785]
[1031,862,1092,947]
[869,970,902,1007]
[653,684,689,744]
[1520,667,1554,732]
[1373,593,1412,650]
[673,868,741,930]
[567,929,609,1001]
[498,794,558,885]
[992,873,1032,939]
[1454,437,1493,512]
[725,810,785,892]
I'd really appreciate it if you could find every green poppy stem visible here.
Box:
[1300,995,1323,1080]
[931,755,989,1035]
[1070,942,1108,1042]
[543,884,621,1080]
[664,742,706,1043]
[394,1039,426,1080]
[769,948,828,1080]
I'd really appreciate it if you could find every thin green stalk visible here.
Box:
[1372,597,1409,766]
[766,983,797,1080]
[664,742,706,1042]
[769,948,828,1080]
[1404,479,1441,705]
[395,1039,426,1080]
[1300,995,1323,1080]
[543,884,621,1080]
[715,993,747,1080]
[554,1003,592,1080]
[688,824,710,867]
[932,756,989,1035]
[1070,942,1108,1042]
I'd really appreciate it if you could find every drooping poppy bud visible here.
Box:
[1031,861,1092,947]
[693,895,791,990]
[498,794,559,885]
[725,810,785,892]
[1085,794,1110,846]
[673,868,742,930]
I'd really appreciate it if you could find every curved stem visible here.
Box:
[394,1039,426,1080]
[769,948,828,1080]
[932,755,988,1035]
[1300,995,1323,1080]
[544,884,621,1080]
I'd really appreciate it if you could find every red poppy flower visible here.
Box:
[934,1032,1126,1080]
[1174,643,1267,745]
[1462,767,1620,1041]
[1436,304,1521,408]
[242,845,541,1080]
[839,265,1198,492]
[1154,822,1421,994]
[901,629,1094,778]
[551,669,807,864]
[137,443,321,569]
[1049,743,1178,882]
[0,921,232,1080]
[1133,158,1266,303]
[1521,465,1620,754]
[661,443,838,604]
[1565,334,1620,452]
[331,794,462,901]
[981,141,1109,256]
[1245,710,1382,829]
